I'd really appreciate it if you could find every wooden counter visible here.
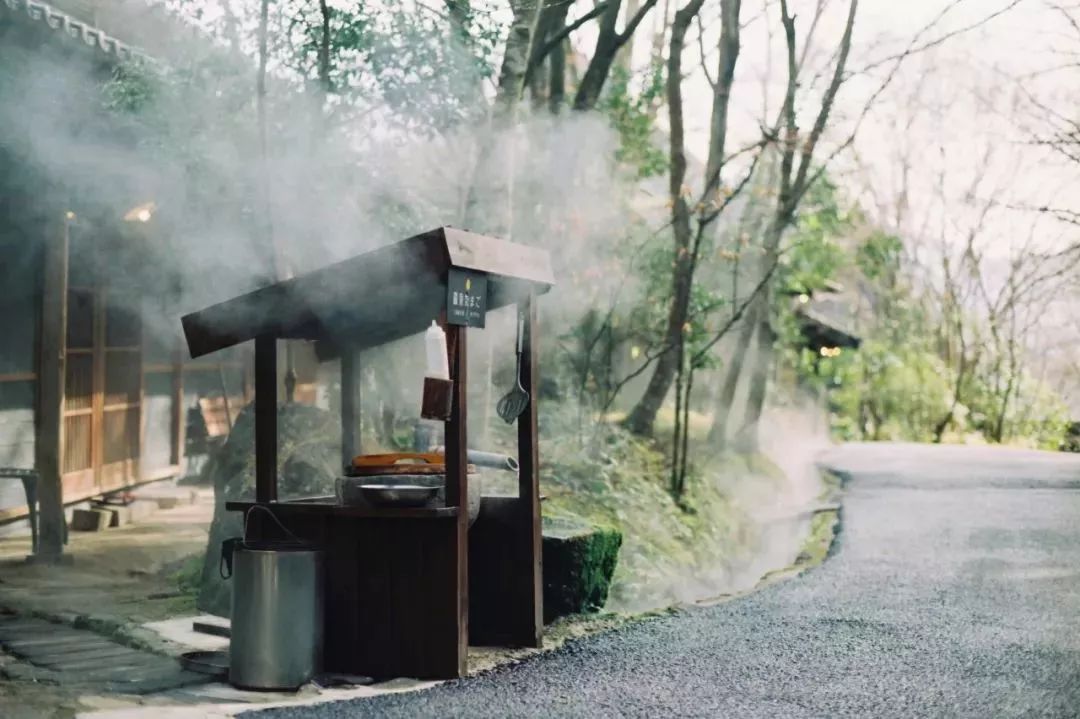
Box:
[232,499,462,679]
[225,500,458,520]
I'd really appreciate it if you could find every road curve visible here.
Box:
[247,443,1080,718]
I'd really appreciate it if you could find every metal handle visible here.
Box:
[514,310,525,389]
[220,537,241,579]
[515,310,524,356]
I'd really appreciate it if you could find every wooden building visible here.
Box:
[0,0,260,558]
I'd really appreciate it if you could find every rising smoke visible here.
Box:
[0,0,832,606]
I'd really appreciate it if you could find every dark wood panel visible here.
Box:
[468,496,528,646]
[242,509,463,679]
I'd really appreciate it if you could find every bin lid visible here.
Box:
[239,539,321,552]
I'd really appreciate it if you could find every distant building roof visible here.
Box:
[0,0,150,62]
[795,291,861,350]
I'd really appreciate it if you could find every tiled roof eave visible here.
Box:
[1,0,151,64]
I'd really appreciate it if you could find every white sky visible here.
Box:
[608,0,1078,274]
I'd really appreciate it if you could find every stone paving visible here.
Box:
[0,615,206,694]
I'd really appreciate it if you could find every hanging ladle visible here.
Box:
[496,309,530,423]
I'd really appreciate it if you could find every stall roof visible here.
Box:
[181,227,555,358]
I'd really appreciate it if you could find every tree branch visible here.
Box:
[617,0,662,45]
[528,1,609,80]
[790,0,858,202]
[855,0,1022,75]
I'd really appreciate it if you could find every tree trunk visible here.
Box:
[527,0,568,107]
[623,235,695,435]
[726,0,857,453]
[496,0,544,113]
[670,337,685,496]
[616,0,641,74]
[732,217,781,453]
[317,0,331,96]
[733,288,773,453]
[933,359,965,443]
[462,0,541,234]
[573,0,623,111]
[572,0,658,111]
[623,0,702,436]
[549,36,567,113]
[992,349,1019,443]
[707,300,757,446]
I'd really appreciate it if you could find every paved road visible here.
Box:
[249,443,1080,718]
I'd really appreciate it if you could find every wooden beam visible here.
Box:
[340,348,362,470]
[516,292,543,646]
[35,212,69,561]
[254,335,278,503]
[443,324,468,676]
[0,372,37,383]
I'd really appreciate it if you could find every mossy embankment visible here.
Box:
[526,404,805,613]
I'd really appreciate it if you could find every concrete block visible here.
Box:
[70,509,112,532]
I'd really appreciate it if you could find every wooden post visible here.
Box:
[242,345,254,403]
[516,292,542,645]
[444,324,468,676]
[340,347,361,470]
[35,212,69,561]
[171,345,185,468]
[254,334,278,503]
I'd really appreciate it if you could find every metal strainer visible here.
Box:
[496,311,529,423]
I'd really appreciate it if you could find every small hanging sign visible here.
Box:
[447,268,487,328]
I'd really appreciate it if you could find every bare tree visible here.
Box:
[624,0,747,446]
[723,0,859,453]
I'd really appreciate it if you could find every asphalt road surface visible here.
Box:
[248,443,1080,718]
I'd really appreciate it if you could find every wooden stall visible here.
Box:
[181,227,553,679]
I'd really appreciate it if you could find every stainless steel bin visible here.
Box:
[224,539,324,690]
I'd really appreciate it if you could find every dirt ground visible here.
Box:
[0,494,211,621]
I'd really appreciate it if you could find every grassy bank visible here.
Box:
[529,404,796,612]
